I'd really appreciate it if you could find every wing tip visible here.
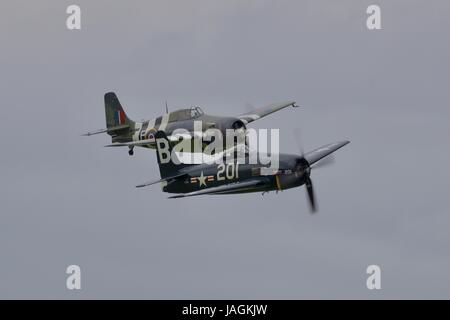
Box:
[333,140,350,150]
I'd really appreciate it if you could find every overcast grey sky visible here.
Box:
[1,0,450,299]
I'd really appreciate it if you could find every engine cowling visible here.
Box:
[277,171,303,190]
[231,120,246,131]
[276,160,311,190]
[217,118,247,149]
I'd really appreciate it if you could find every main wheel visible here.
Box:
[128,149,134,156]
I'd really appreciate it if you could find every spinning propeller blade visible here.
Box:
[305,177,316,213]
[293,130,349,213]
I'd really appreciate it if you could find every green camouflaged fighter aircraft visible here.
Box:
[84,92,299,155]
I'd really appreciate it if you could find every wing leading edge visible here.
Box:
[304,141,350,166]
[238,101,298,124]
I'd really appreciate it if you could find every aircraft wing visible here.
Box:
[304,141,350,165]
[104,133,194,148]
[238,101,298,124]
[168,178,268,198]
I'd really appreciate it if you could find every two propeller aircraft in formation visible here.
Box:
[85,92,349,212]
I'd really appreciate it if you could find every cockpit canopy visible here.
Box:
[169,106,204,122]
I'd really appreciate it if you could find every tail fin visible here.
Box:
[104,92,134,129]
[155,131,187,178]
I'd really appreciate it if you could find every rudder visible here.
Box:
[155,131,189,178]
[104,92,134,129]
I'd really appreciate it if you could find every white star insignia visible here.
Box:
[197,171,207,187]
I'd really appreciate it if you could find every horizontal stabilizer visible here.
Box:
[136,172,187,188]
[82,128,108,136]
[83,124,130,137]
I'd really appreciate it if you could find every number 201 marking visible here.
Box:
[217,163,239,181]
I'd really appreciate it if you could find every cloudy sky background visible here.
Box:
[1,0,449,298]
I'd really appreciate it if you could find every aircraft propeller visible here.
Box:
[292,128,335,214]
[305,176,316,213]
